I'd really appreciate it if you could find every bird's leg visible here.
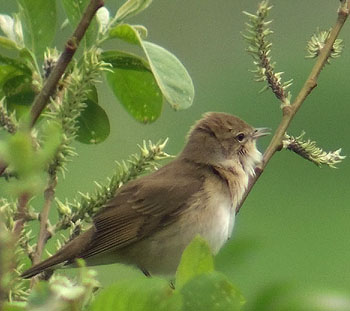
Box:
[41,269,54,280]
[141,267,151,278]
[140,267,175,289]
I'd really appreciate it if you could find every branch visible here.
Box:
[236,2,349,214]
[32,175,57,265]
[0,160,6,177]
[0,0,104,177]
[13,193,30,237]
[0,222,8,308]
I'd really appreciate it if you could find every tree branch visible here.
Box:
[236,2,349,214]
[32,175,57,265]
[0,160,6,177]
[13,193,30,237]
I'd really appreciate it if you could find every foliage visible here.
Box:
[249,283,350,311]
[90,237,244,311]
[0,0,194,141]
[242,0,345,168]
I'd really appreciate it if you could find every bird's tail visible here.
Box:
[20,252,68,279]
[21,229,94,278]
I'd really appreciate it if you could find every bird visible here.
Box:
[21,112,269,279]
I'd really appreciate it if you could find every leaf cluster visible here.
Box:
[243,1,345,168]
[0,0,194,145]
[0,0,192,307]
[89,237,244,311]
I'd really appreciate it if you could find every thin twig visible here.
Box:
[0,160,6,176]
[13,193,30,237]
[0,0,104,177]
[0,222,6,308]
[236,2,349,214]
[32,175,57,265]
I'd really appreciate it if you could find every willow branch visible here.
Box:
[236,3,349,214]
[0,160,6,177]
[13,193,30,237]
[32,175,57,265]
[0,0,104,177]
[0,222,8,308]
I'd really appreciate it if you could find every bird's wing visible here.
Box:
[78,160,205,259]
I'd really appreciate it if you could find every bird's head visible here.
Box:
[181,112,269,175]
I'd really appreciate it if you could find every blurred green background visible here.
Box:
[1,0,350,307]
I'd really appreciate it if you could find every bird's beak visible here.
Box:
[252,127,271,139]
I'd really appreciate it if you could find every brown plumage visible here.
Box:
[21,112,268,278]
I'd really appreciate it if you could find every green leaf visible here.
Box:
[0,63,33,119]
[109,24,141,45]
[116,0,153,22]
[107,67,163,123]
[91,277,181,311]
[39,122,62,164]
[61,0,98,48]
[108,24,194,111]
[3,130,35,177]
[0,65,23,88]
[0,54,35,118]
[18,0,57,60]
[133,25,148,39]
[3,74,35,110]
[142,41,194,110]
[101,50,150,71]
[102,50,162,123]
[0,36,18,50]
[251,283,350,311]
[0,54,32,75]
[76,86,110,144]
[2,302,26,311]
[27,281,52,307]
[0,123,61,195]
[180,272,245,311]
[19,47,40,73]
[175,235,215,290]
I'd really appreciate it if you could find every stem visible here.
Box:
[13,193,30,237]
[32,175,57,265]
[0,222,7,308]
[236,3,349,214]
[0,161,6,176]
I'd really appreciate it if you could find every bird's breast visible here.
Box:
[199,197,235,254]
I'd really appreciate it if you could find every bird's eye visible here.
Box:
[236,133,245,142]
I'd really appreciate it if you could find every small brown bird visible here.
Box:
[21,112,269,278]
